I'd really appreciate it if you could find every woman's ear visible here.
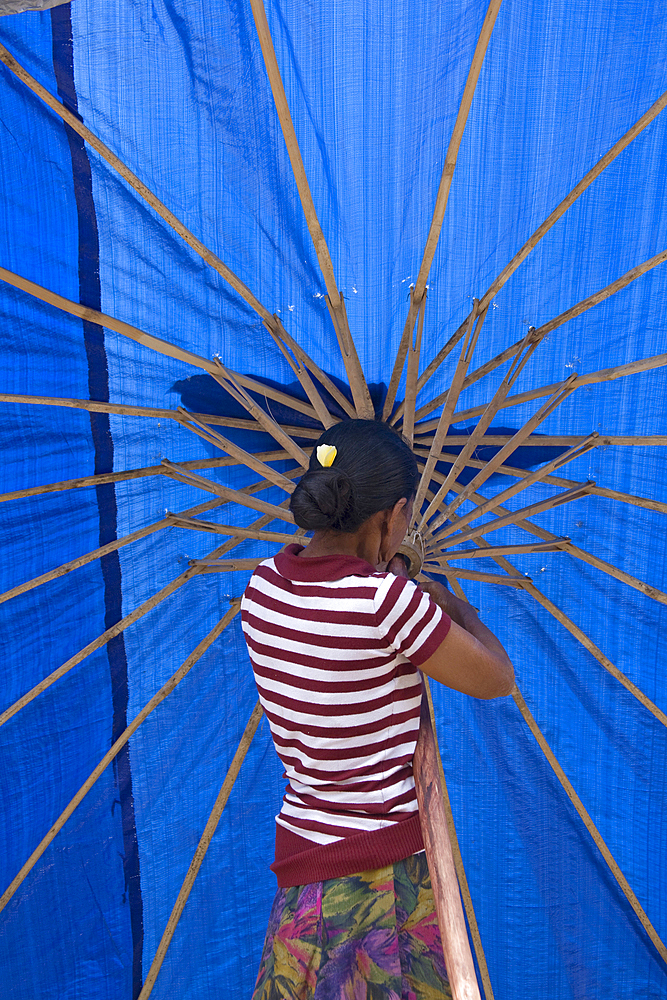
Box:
[378,498,409,563]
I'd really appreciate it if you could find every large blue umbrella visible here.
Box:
[1,1,666,997]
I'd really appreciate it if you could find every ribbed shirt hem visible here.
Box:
[270,813,424,888]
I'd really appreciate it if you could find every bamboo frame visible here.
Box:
[0,269,321,423]
[178,411,301,492]
[422,377,579,533]
[0,605,242,914]
[423,450,667,517]
[0,497,291,729]
[415,329,543,529]
[427,540,568,559]
[423,567,526,587]
[512,686,667,964]
[137,701,264,999]
[430,483,592,551]
[160,461,296,523]
[402,293,427,446]
[0,452,289,504]
[427,429,593,541]
[247,0,373,419]
[0,495,225,606]
[165,513,299,546]
[211,360,310,465]
[0,392,324,439]
[382,0,503,420]
[413,305,483,519]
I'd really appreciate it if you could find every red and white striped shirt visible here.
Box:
[241,544,451,881]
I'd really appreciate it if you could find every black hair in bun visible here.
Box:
[290,419,418,533]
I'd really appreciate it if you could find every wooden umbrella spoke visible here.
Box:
[402,293,428,446]
[0,604,242,914]
[211,359,309,465]
[0,43,278,326]
[0,452,290,505]
[0,268,321,422]
[440,485,667,606]
[267,319,356,419]
[404,337,525,428]
[426,401,587,538]
[165,513,300,546]
[160,461,296,522]
[429,483,593,552]
[0,392,325,439]
[413,303,484,519]
[264,321,338,428]
[412,93,667,404]
[427,540,569,560]
[0,497,289,729]
[190,558,266,573]
[422,567,527,587]
[137,701,264,999]
[382,0,504,420]
[512,686,667,964]
[0,463,303,605]
[0,496,223,607]
[247,0,373,419]
[415,329,540,530]
[178,410,301,492]
[422,450,667,517]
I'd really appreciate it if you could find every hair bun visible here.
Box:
[290,468,354,531]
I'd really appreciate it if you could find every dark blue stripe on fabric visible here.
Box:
[50,8,144,996]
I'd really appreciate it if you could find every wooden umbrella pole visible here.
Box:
[414,680,482,1000]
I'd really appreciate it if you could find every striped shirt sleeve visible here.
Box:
[374,575,451,666]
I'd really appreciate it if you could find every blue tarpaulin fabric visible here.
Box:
[1,1,666,997]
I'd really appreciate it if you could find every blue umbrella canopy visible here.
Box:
[1,1,666,997]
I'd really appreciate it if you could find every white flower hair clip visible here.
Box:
[316,444,337,468]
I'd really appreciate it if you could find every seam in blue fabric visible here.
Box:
[50,7,144,996]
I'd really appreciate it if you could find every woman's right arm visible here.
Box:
[418,580,515,700]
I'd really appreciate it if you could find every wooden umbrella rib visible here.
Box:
[416,330,537,531]
[426,381,582,535]
[191,558,266,573]
[423,450,667,517]
[0,392,324,437]
[264,321,336,428]
[247,0,373,419]
[409,337,524,427]
[165,513,299,546]
[416,433,667,448]
[0,267,321,422]
[138,701,264,999]
[160,460,296,522]
[0,452,289,504]
[523,584,667,728]
[0,496,225,606]
[430,483,593,551]
[422,567,527,587]
[383,0,503,422]
[512,686,667,964]
[269,319,356,419]
[402,294,427,446]
[0,499,288,728]
[211,360,310,465]
[428,540,568,559]
[414,304,482,520]
[0,43,275,324]
[476,91,667,316]
[389,315,471,426]
[441,487,667,606]
[0,604,242,915]
[178,411,301,492]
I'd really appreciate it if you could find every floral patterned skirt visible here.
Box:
[252,852,452,1000]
